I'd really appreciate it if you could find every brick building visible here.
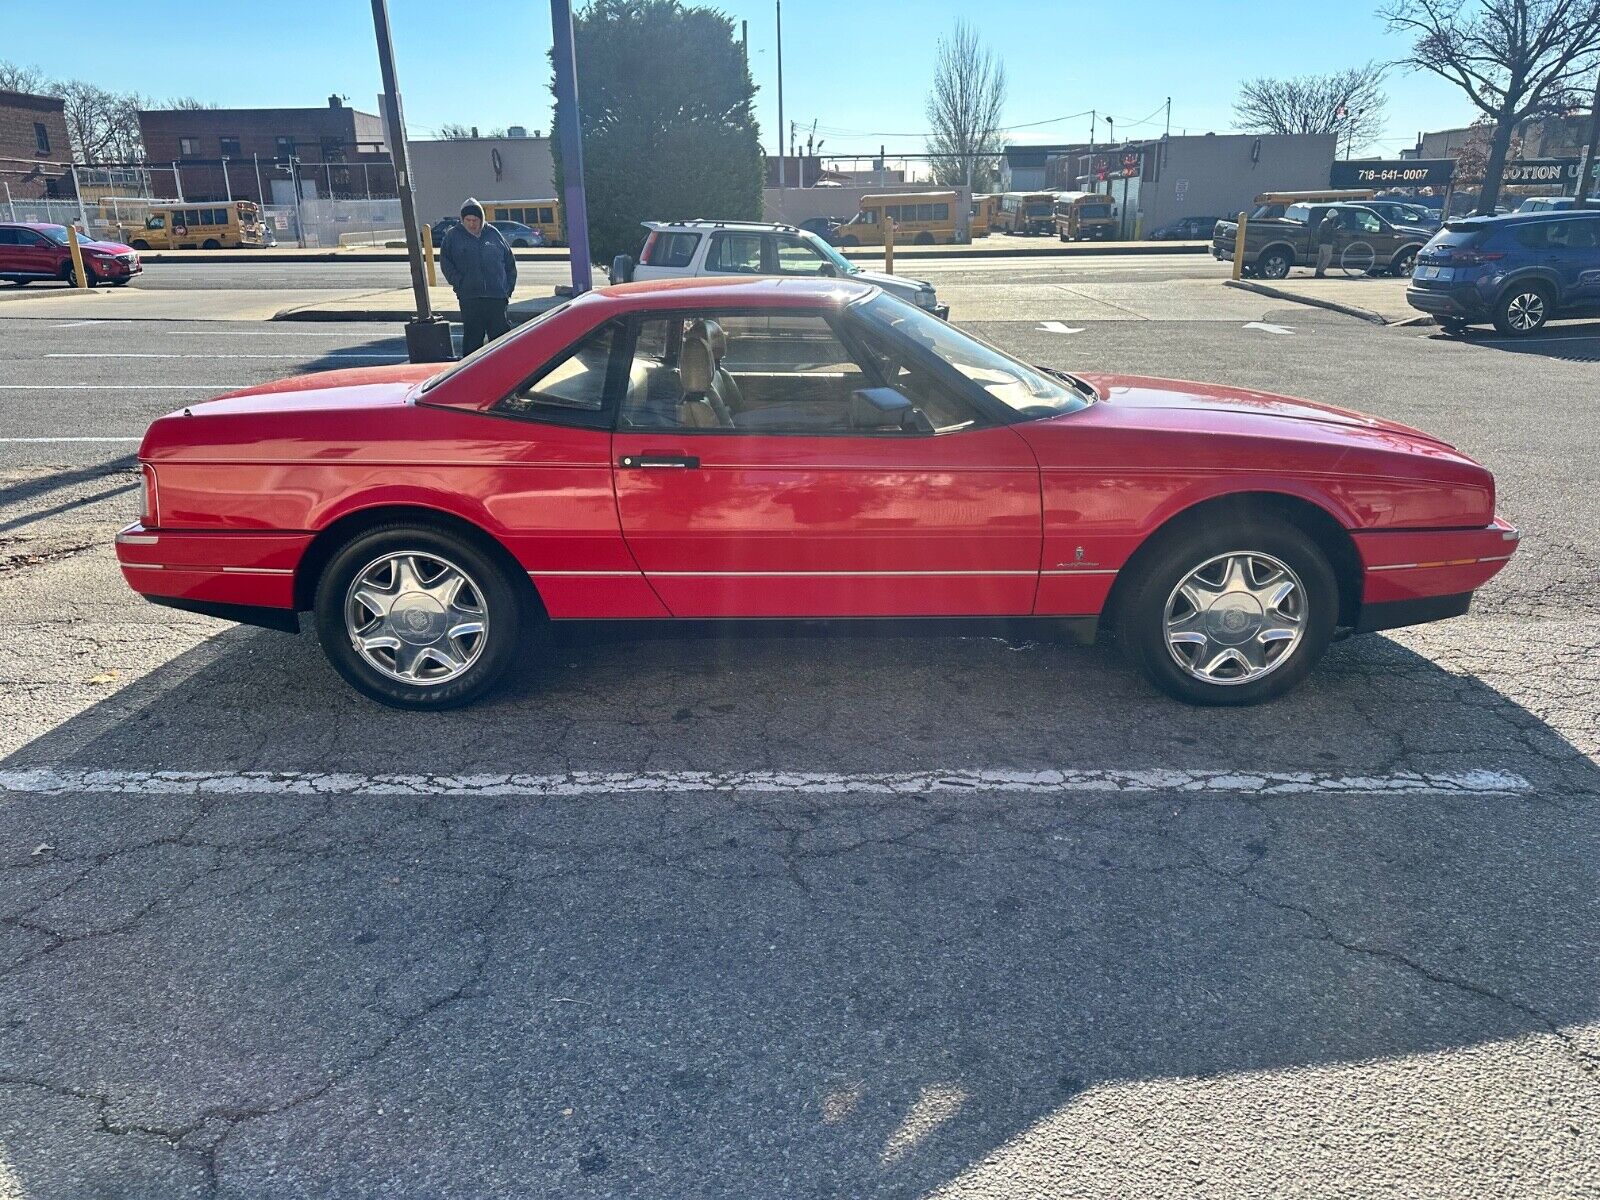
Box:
[137,96,391,204]
[0,89,73,201]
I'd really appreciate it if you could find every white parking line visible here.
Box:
[0,767,1530,799]
[0,437,140,443]
[0,385,245,390]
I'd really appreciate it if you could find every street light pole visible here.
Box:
[221,156,232,202]
[550,0,593,293]
[370,0,452,361]
[775,0,785,190]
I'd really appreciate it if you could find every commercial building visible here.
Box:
[1414,113,1595,161]
[1059,132,1337,239]
[408,134,555,225]
[136,96,390,204]
[0,89,73,201]
[1000,143,1091,192]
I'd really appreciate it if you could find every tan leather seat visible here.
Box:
[694,319,742,417]
[677,328,723,428]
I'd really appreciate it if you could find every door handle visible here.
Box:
[618,454,700,469]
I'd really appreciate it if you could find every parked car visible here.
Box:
[1515,196,1576,214]
[430,217,459,245]
[116,277,1516,710]
[797,216,842,240]
[1211,202,1430,279]
[1148,216,1221,241]
[612,220,948,318]
[490,219,544,247]
[1355,199,1442,230]
[1407,210,1600,335]
[0,222,141,287]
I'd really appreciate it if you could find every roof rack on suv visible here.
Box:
[641,219,800,233]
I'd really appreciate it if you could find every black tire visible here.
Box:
[513,238,531,248]
[1116,519,1338,706]
[61,263,96,288]
[1389,245,1420,276]
[1440,317,1470,336]
[202,238,222,250]
[913,232,935,245]
[1255,247,1293,280]
[1491,281,1551,336]
[838,234,859,247]
[313,524,525,710]
[131,240,150,251]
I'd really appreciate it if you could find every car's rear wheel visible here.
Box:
[314,525,524,709]
[1255,247,1293,280]
[202,239,221,249]
[131,240,150,251]
[1389,245,1419,275]
[1492,282,1551,336]
[1117,521,1338,706]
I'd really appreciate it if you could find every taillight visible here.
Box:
[138,464,158,527]
[1447,249,1505,265]
[639,231,658,264]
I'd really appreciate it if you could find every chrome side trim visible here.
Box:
[220,566,295,575]
[121,562,164,571]
[1369,554,1512,572]
[532,568,1120,579]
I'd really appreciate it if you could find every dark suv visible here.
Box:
[1407,210,1600,335]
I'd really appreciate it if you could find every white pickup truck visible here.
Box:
[610,220,949,319]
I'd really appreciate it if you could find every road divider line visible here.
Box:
[46,353,406,360]
[0,767,1530,799]
[0,437,141,443]
[0,385,245,390]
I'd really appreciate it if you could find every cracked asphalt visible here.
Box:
[0,270,1597,1198]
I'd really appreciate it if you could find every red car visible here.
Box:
[115,277,1517,709]
[0,222,142,287]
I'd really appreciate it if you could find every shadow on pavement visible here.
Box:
[1433,319,1600,362]
[0,623,1596,1196]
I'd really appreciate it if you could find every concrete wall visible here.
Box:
[409,136,555,225]
[1137,133,1337,233]
[764,184,972,235]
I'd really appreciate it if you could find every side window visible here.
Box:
[707,233,764,273]
[844,316,986,434]
[642,231,699,268]
[934,203,949,221]
[0,229,16,246]
[861,209,878,224]
[147,215,165,230]
[916,203,933,222]
[773,236,831,275]
[1356,211,1381,233]
[493,321,619,426]
[620,311,874,434]
[540,207,554,224]
[1513,223,1551,250]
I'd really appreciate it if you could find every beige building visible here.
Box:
[408,135,555,225]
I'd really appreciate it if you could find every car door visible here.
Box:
[768,233,836,278]
[701,231,766,278]
[610,307,1043,618]
[13,228,60,277]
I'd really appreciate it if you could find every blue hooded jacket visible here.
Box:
[440,221,517,300]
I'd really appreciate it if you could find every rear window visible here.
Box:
[1433,224,1490,249]
[1285,204,1313,224]
[641,231,699,268]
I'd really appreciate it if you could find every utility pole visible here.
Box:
[1164,97,1171,140]
[221,156,232,202]
[370,0,451,361]
[775,0,785,190]
[1577,64,1600,208]
[253,153,264,207]
[551,0,593,292]
[173,162,184,202]
[1089,110,1096,151]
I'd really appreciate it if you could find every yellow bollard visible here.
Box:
[884,218,895,276]
[1230,210,1250,281]
[422,221,437,288]
[66,223,89,289]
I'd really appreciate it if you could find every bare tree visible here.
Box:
[925,20,1006,192]
[1233,62,1389,154]
[436,123,475,139]
[1383,0,1600,212]
[0,59,50,93]
[161,96,219,110]
[57,81,146,163]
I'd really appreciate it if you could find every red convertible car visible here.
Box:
[116,277,1517,708]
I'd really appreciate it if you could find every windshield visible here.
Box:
[801,230,858,274]
[1080,205,1112,219]
[858,293,1089,419]
[420,302,572,393]
[1025,203,1052,217]
[40,225,79,245]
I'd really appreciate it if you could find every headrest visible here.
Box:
[701,319,729,362]
[680,331,714,393]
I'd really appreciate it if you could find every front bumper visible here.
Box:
[1353,518,1519,612]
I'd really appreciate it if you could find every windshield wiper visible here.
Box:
[1038,364,1097,402]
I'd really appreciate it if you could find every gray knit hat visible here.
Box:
[460,197,485,219]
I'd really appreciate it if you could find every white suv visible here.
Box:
[611,220,949,318]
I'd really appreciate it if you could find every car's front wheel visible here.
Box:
[314,525,525,709]
[1255,248,1293,280]
[1389,246,1419,275]
[1117,521,1338,705]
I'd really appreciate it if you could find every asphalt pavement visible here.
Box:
[0,280,1597,1197]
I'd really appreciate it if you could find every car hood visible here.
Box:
[1078,373,1452,444]
[81,238,136,255]
[848,268,933,298]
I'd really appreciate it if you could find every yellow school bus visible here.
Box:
[1053,191,1117,241]
[994,192,1056,236]
[486,198,563,245]
[969,194,998,237]
[832,191,961,246]
[113,201,265,250]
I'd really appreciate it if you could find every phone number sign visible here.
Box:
[1330,159,1455,188]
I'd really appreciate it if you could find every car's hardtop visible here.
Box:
[1441,208,1600,234]
[642,219,801,235]
[594,274,875,308]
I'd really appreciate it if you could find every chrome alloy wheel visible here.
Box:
[1163,552,1307,685]
[344,552,488,686]
[1505,290,1546,332]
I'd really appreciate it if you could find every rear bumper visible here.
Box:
[116,523,309,615]
[1354,518,1519,611]
[1405,283,1487,319]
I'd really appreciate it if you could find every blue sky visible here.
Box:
[7,0,1475,159]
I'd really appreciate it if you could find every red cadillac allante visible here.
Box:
[116,277,1518,709]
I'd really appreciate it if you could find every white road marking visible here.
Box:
[46,353,405,360]
[1039,321,1086,334]
[0,385,244,390]
[1243,321,1296,335]
[0,437,140,443]
[0,767,1530,799]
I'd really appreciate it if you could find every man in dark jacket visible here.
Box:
[440,198,517,355]
[1314,210,1341,277]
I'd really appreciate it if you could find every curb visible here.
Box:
[1222,278,1392,325]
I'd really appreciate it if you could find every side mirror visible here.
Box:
[850,386,916,431]
[610,253,634,284]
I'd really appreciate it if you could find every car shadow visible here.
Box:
[0,621,1595,1195]
[1430,318,1600,361]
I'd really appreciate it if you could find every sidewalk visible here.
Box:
[278,283,563,323]
[1224,274,1420,325]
